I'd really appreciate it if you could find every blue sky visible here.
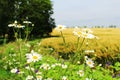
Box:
[51,0,120,27]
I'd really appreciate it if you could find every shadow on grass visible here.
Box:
[0,34,60,45]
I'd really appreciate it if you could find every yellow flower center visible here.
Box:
[88,61,92,65]
[79,72,83,74]
[18,24,21,28]
[32,56,38,60]
[37,75,42,78]
[59,26,62,29]
[77,31,82,35]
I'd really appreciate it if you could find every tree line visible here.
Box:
[0,0,55,40]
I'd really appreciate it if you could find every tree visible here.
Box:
[0,0,55,40]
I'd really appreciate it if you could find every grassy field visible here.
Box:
[0,28,120,80]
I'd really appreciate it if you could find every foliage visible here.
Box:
[0,0,55,40]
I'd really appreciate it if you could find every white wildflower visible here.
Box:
[86,58,94,68]
[26,75,33,80]
[77,70,84,77]
[40,63,51,70]
[62,76,68,80]
[26,50,42,63]
[61,64,68,69]
[55,25,66,32]
[11,68,18,73]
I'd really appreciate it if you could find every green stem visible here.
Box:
[71,38,86,63]
[79,38,85,49]
[76,37,80,50]
[29,64,37,79]
[60,31,66,45]
[25,24,29,42]
[19,42,22,65]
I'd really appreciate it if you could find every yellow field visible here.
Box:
[40,28,120,59]
[41,28,120,46]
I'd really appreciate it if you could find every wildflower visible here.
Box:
[98,64,102,67]
[11,68,18,73]
[36,75,42,80]
[84,56,88,61]
[16,24,25,28]
[73,31,83,37]
[77,70,84,77]
[86,58,94,68]
[82,28,93,34]
[14,20,18,24]
[61,64,68,69]
[32,24,34,26]
[86,34,95,39]
[62,76,68,80]
[51,64,56,68]
[84,50,95,54]
[25,66,35,71]
[26,50,42,63]
[8,24,16,27]
[77,61,81,64]
[26,75,33,80]
[55,25,66,32]
[106,62,111,66]
[55,63,62,66]
[23,21,32,24]
[40,63,51,70]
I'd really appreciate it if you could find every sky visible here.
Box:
[51,0,120,27]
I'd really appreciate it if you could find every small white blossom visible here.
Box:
[61,64,68,69]
[40,63,51,70]
[62,76,68,80]
[11,68,18,73]
[23,21,32,24]
[85,78,93,80]
[55,25,66,32]
[77,70,84,77]
[25,66,34,71]
[36,75,42,80]
[86,58,94,68]
[26,75,33,80]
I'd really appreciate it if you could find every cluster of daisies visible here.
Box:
[56,25,99,39]
[9,25,97,80]
[8,20,34,28]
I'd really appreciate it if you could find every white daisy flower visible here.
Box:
[36,75,42,80]
[55,25,66,32]
[25,66,34,71]
[26,50,42,63]
[73,31,83,37]
[86,58,94,68]
[77,70,84,77]
[40,63,51,70]
[85,78,93,80]
[82,28,93,34]
[26,75,33,80]
[61,64,68,69]
[62,76,68,80]
[11,68,18,73]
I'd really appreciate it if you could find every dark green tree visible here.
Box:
[0,0,55,39]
